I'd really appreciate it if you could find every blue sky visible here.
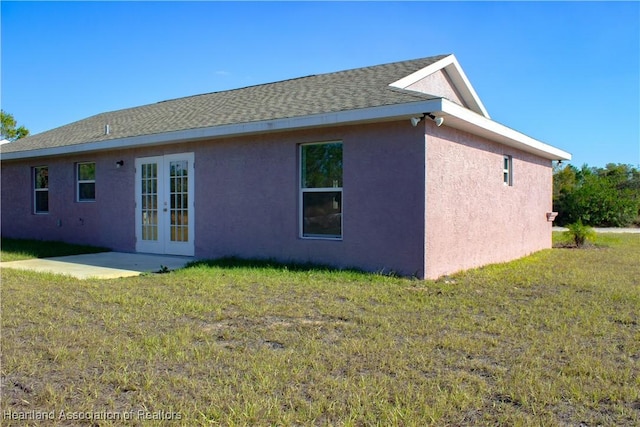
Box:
[2,1,638,168]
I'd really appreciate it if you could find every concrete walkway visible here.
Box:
[0,252,194,279]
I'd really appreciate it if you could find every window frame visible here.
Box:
[299,141,343,240]
[503,155,513,186]
[76,162,96,202]
[33,166,49,214]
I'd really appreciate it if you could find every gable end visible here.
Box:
[389,54,490,118]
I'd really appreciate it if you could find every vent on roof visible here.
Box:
[104,124,110,135]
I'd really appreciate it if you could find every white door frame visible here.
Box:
[135,153,195,256]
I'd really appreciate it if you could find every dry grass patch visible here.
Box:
[1,234,639,425]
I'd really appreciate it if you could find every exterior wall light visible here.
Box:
[427,113,444,127]
[410,117,423,127]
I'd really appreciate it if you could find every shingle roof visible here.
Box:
[1,55,448,155]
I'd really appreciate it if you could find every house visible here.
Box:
[0,54,571,279]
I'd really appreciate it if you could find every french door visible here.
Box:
[135,153,194,256]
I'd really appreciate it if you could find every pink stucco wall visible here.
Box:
[424,122,553,279]
[1,150,135,251]
[1,121,428,276]
[190,122,427,276]
[1,119,554,279]
[406,69,467,108]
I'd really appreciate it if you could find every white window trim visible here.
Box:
[503,155,513,186]
[33,166,49,214]
[299,141,343,240]
[77,162,96,202]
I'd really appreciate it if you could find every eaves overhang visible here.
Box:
[1,98,571,162]
[435,99,571,161]
[0,100,443,161]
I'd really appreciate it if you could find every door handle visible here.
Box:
[163,208,168,212]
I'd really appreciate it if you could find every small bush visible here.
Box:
[564,220,596,247]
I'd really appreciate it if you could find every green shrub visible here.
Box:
[553,163,640,227]
[564,220,596,247]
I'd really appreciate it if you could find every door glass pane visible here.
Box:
[140,163,158,241]
[169,160,189,242]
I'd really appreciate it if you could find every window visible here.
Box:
[300,142,343,239]
[503,155,513,186]
[34,166,49,213]
[77,162,96,201]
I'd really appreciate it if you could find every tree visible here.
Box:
[0,110,30,141]
[553,163,640,227]
[552,163,578,204]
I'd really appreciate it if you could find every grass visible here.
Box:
[1,233,639,426]
[0,238,109,262]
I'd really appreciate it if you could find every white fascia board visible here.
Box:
[1,98,571,162]
[389,54,490,119]
[1,100,443,161]
[441,56,490,119]
[439,99,572,161]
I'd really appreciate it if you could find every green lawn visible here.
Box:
[1,234,638,426]
[0,238,109,262]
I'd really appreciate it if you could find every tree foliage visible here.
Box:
[553,163,640,227]
[0,110,30,141]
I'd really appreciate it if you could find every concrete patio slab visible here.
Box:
[0,252,195,279]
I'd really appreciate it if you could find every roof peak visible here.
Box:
[1,53,475,157]
[156,54,451,105]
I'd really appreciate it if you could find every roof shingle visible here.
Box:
[1,55,448,154]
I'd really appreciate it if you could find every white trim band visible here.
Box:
[1,98,570,162]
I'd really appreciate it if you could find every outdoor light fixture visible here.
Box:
[427,113,444,127]
[411,114,444,127]
[116,160,124,168]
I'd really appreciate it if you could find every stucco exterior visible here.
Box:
[1,150,135,251]
[1,122,430,276]
[190,122,426,275]
[424,123,553,279]
[0,119,555,279]
[406,69,467,109]
[0,55,569,278]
